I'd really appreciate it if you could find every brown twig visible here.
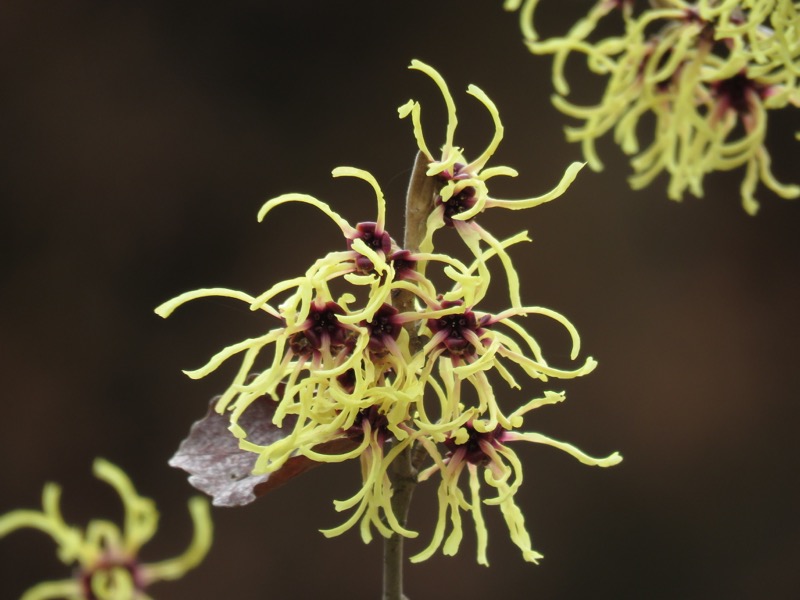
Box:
[382,151,435,600]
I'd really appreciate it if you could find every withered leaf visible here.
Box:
[169,396,358,507]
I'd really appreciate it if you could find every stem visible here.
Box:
[383,152,436,600]
[382,448,415,600]
[404,152,437,254]
[393,152,436,327]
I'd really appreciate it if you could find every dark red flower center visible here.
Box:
[81,559,143,600]
[428,300,486,358]
[712,73,767,116]
[389,249,417,281]
[291,301,347,355]
[348,222,392,273]
[347,405,390,443]
[444,423,505,466]
[363,304,402,353]
[437,186,477,227]
[336,368,357,394]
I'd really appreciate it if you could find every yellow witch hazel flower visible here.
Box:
[399,59,584,308]
[0,459,212,600]
[413,393,621,565]
[159,59,620,568]
[703,0,800,73]
[400,246,598,436]
[508,0,800,214]
[503,0,635,60]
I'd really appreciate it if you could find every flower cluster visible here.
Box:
[157,61,620,565]
[0,459,212,600]
[507,0,800,214]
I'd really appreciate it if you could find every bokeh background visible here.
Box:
[2,2,799,599]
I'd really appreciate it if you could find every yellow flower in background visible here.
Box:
[507,0,635,86]
[509,0,800,213]
[503,0,540,42]
[0,459,212,600]
[703,0,800,74]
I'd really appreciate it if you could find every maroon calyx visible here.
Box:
[681,6,715,41]
[443,422,506,467]
[347,405,391,444]
[438,162,471,181]
[291,301,348,356]
[80,559,143,600]
[363,303,402,354]
[348,221,392,273]
[428,300,488,358]
[434,163,478,227]
[336,368,357,394]
[389,249,417,281]
[437,186,477,227]
[711,72,768,117]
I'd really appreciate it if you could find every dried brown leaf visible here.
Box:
[169,396,357,507]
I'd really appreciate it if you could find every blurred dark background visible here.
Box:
[1,2,799,599]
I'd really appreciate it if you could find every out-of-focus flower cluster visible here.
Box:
[506,0,800,214]
[157,60,620,565]
[0,459,212,600]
